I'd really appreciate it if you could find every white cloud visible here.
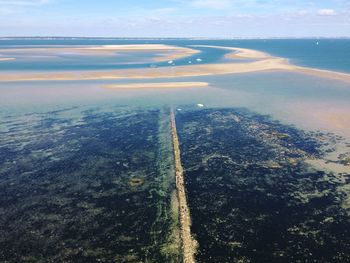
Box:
[190,0,232,10]
[0,0,52,14]
[317,9,336,16]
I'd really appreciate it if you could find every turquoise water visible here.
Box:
[0,39,349,72]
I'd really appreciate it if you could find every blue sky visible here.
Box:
[0,0,350,37]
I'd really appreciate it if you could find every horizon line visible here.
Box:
[1,36,350,40]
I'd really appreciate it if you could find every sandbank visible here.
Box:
[81,44,199,61]
[292,66,350,84]
[0,58,15,62]
[84,44,182,51]
[192,45,271,59]
[0,44,199,63]
[103,82,209,89]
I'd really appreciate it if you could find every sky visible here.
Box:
[0,0,350,37]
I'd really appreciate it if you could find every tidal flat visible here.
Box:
[176,107,350,263]
[0,106,181,262]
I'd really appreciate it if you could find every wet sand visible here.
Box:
[103,82,209,89]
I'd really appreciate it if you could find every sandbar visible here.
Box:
[192,45,271,59]
[84,44,184,51]
[103,82,209,89]
[0,58,15,62]
[80,44,200,62]
[81,44,199,61]
[0,44,199,63]
[292,66,350,84]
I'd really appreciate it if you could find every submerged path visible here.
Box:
[170,109,197,263]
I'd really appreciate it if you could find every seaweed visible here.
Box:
[0,106,179,262]
[176,108,350,263]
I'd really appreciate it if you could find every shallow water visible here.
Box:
[1,70,350,139]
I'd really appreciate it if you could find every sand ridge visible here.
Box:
[0,44,199,64]
[0,58,15,62]
[103,82,209,89]
[191,45,271,59]
[292,66,350,83]
[81,44,200,62]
